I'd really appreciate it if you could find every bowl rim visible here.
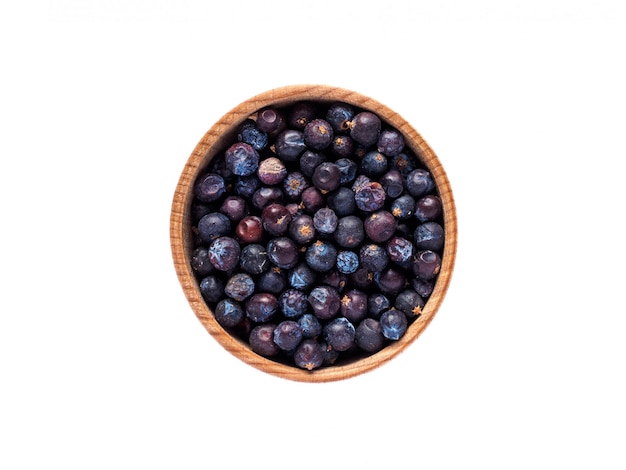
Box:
[170,84,457,383]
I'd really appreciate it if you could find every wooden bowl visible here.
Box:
[170,84,457,382]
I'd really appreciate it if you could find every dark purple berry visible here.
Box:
[323,317,356,352]
[379,169,404,198]
[245,293,278,323]
[275,129,306,161]
[294,339,324,370]
[197,212,231,244]
[374,268,406,295]
[386,236,415,268]
[251,186,284,211]
[414,221,445,251]
[413,250,442,281]
[355,318,385,353]
[348,267,374,290]
[288,101,318,129]
[306,240,338,272]
[312,162,341,192]
[257,268,288,294]
[208,236,241,271]
[194,173,226,203]
[304,118,334,150]
[235,174,261,199]
[334,215,365,249]
[327,187,357,217]
[391,194,416,220]
[224,272,255,301]
[297,314,322,339]
[273,320,303,351]
[364,210,397,243]
[267,236,299,269]
[288,262,317,291]
[321,270,348,293]
[300,186,325,214]
[288,214,316,245]
[214,298,244,328]
[308,285,341,320]
[395,289,425,319]
[225,142,260,176]
[406,169,435,198]
[299,150,327,177]
[313,208,338,235]
[349,111,381,147]
[256,107,286,136]
[219,195,249,222]
[415,195,443,222]
[380,308,408,340]
[190,246,214,276]
[354,181,386,212]
[367,293,391,319]
[390,152,417,175]
[278,289,308,318]
[326,102,355,133]
[256,267,288,295]
[235,215,264,244]
[249,324,280,357]
[359,243,389,272]
[199,275,224,304]
[335,158,358,184]
[340,289,368,323]
[321,341,339,365]
[361,150,388,177]
[377,128,405,157]
[412,278,435,298]
[239,243,270,275]
[262,203,292,236]
[331,135,355,158]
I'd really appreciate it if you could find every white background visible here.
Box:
[2,1,625,468]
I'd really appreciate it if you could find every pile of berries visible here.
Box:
[189,101,444,371]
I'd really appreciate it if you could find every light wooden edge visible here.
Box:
[170,84,458,383]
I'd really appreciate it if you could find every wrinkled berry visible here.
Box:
[257,157,287,185]
[354,181,386,212]
[224,274,255,303]
[245,293,278,323]
[225,142,260,176]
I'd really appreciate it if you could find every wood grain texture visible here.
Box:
[170,84,458,383]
